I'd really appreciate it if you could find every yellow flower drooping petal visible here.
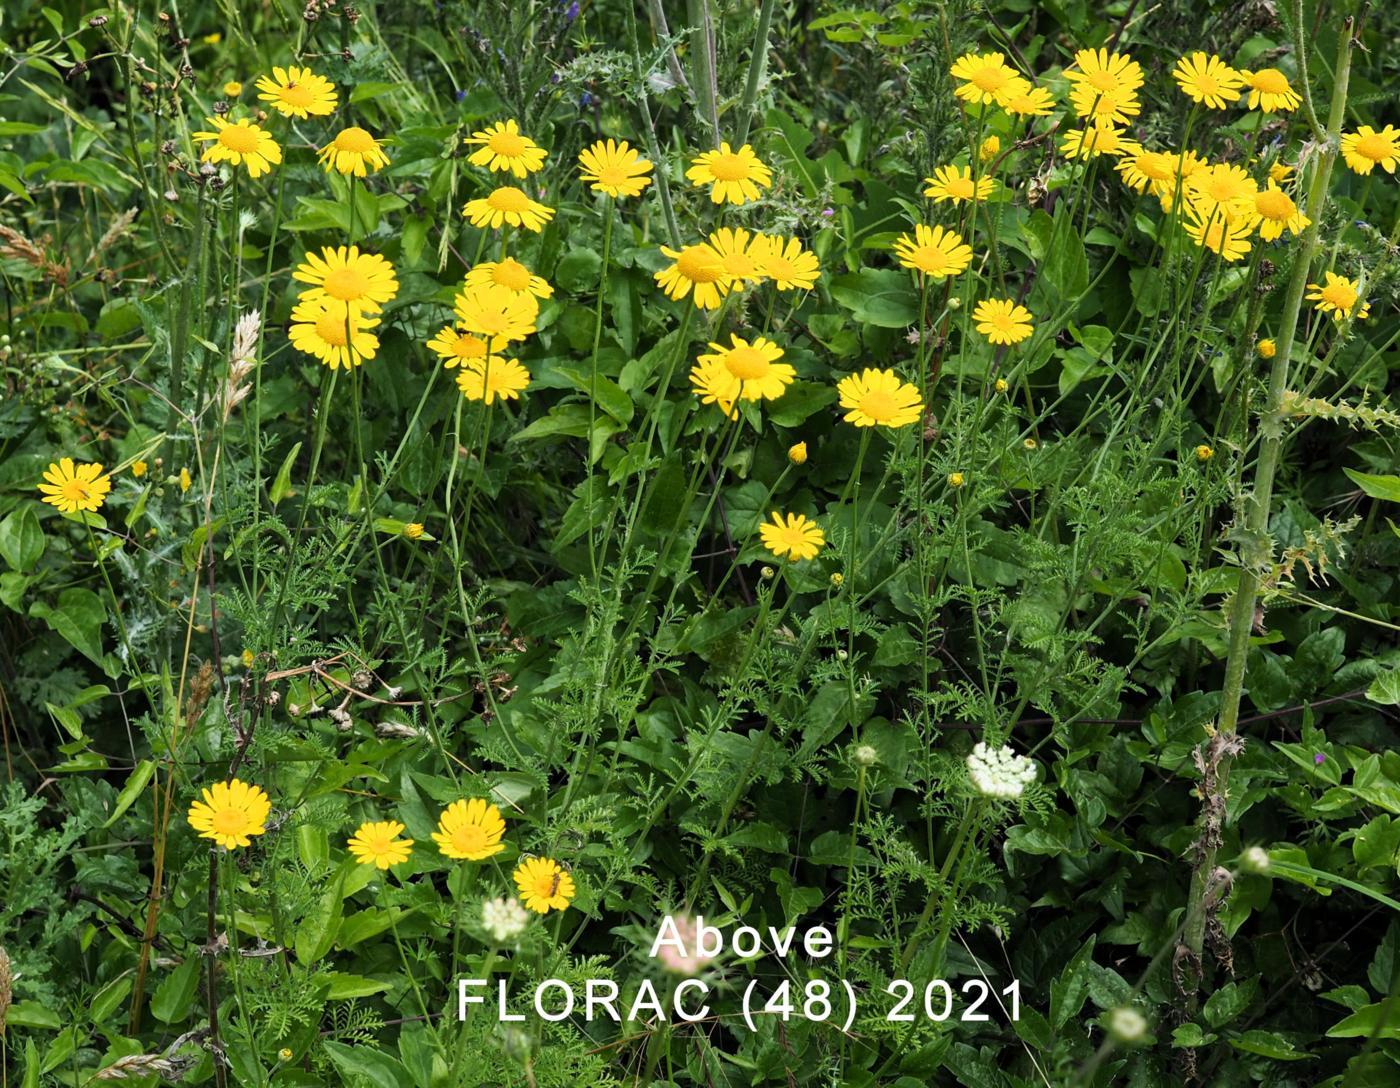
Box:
[513,856,575,913]
[654,242,733,310]
[432,798,507,860]
[187,779,271,850]
[462,186,555,232]
[1252,180,1310,241]
[464,258,553,300]
[347,821,414,869]
[317,127,391,177]
[38,458,111,514]
[426,326,490,369]
[758,511,825,562]
[452,283,538,348]
[456,356,531,405]
[1240,68,1301,113]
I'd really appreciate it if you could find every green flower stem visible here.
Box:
[898,799,982,975]
[734,0,778,146]
[222,852,265,1088]
[1182,13,1356,986]
[585,199,616,582]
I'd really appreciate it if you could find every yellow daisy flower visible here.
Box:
[972,298,1034,345]
[949,51,1021,106]
[979,136,1001,163]
[463,185,555,232]
[1184,208,1253,262]
[452,283,539,348]
[192,116,282,179]
[456,357,531,405]
[758,511,825,562]
[465,257,553,300]
[1173,52,1245,109]
[1195,445,1215,462]
[464,119,548,177]
[187,779,271,850]
[131,460,148,478]
[1184,163,1257,223]
[923,165,995,205]
[1152,149,1208,211]
[292,245,399,315]
[1341,125,1400,176]
[432,798,507,860]
[1068,83,1140,129]
[426,326,490,368]
[1269,162,1294,184]
[513,856,575,914]
[288,297,381,370]
[837,367,924,428]
[1001,81,1056,117]
[1116,147,1177,193]
[317,127,391,177]
[686,142,773,205]
[750,235,820,291]
[707,227,767,285]
[1240,68,1301,113]
[892,223,973,280]
[693,334,794,407]
[347,820,414,870]
[688,358,741,418]
[1305,272,1370,322]
[1257,338,1277,358]
[1252,180,1310,241]
[223,81,242,97]
[255,65,338,118]
[1064,48,1144,96]
[38,458,111,514]
[1060,125,1135,161]
[654,243,733,310]
[578,138,653,198]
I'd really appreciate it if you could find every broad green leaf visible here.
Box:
[103,758,155,828]
[830,268,919,328]
[1345,467,1400,503]
[151,956,200,1023]
[31,587,106,666]
[0,506,45,572]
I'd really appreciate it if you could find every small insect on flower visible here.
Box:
[462,186,555,232]
[1239,68,1301,113]
[1195,444,1214,462]
[456,356,531,405]
[1172,52,1245,110]
[654,242,733,310]
[837,368,924,428]
[1306,272,1370,322]
[318,127,391,177]
[972,298,1034,345]
[1340,124,1400,176]
[577,139,653,198]
[38,458,111,514]
[1257,338,1276,359]
[463,119,548,177]
[749,235,821,291]
[192,117,282,178]
[892,224,973,280]
[347,820,414,869]
[513,857,576,914]
[187,778,271,850]
[923,165,995,205]
[256,65,338,118]
[686,142,773,205]
[432,798,507,861]
[788,442,808,465]
[759,511,825,562]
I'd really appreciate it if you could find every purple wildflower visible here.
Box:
[1313,752,1326,765]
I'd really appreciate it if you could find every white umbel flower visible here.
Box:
[481,896,531,942]
[966,742,1036,799]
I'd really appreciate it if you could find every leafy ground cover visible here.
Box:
[1,0,1399,1084]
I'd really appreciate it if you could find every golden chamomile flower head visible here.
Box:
[1184,162,1258,223]
[1173,52,1245,109]
[1060,125,1135,161]
[972,299,1035,345]
[1001,81,1056,117]
[686,142,773,205]
[949,51,1021,107]
[707,227,767,285]
[1151,149,1208,211]
[759,511,826,562]
[223,81,242,97]
[456,356,531,405]
[578,139,653,198]
[654,242,733,310]
[892,224,973,280]
[452,282,539,347]
[465,258,554,300]
[187,778,271,850]
[1257,338,1277,359]
[256,65,338,118]
[923,164,995,205]
[979,136,1001,163]
[1306,272,1370,322]
[1116,147,1177,193]
[750,235,820,291]
[1183,208,1254,262]
[1269,162,1295,184]
[463,119,548,177]
[1240,68,1301,113]
[692,334,795,408]
[38,458,111,514]
[1064,48,1143,127]
[293,245,399,315]
[192,116,282,178]
[463,185,556,232]
[1068,80,1141,129]
[432,798,507,860]
[347,820,414,869]
[131,460,148,478]
[1341,125,1400,176]
[688,357,742,418]
[1195,445,1215,462]
[318,127,391,177]
[288,297,381,370]
[1253,180,1310,241]
[426,326,489,368]
[514,857,575,914]
[837,368,924,429]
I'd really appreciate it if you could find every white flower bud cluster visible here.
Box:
[481,896,531,943]
[966,742,1036,799]
[1106,1005,1149,1045]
